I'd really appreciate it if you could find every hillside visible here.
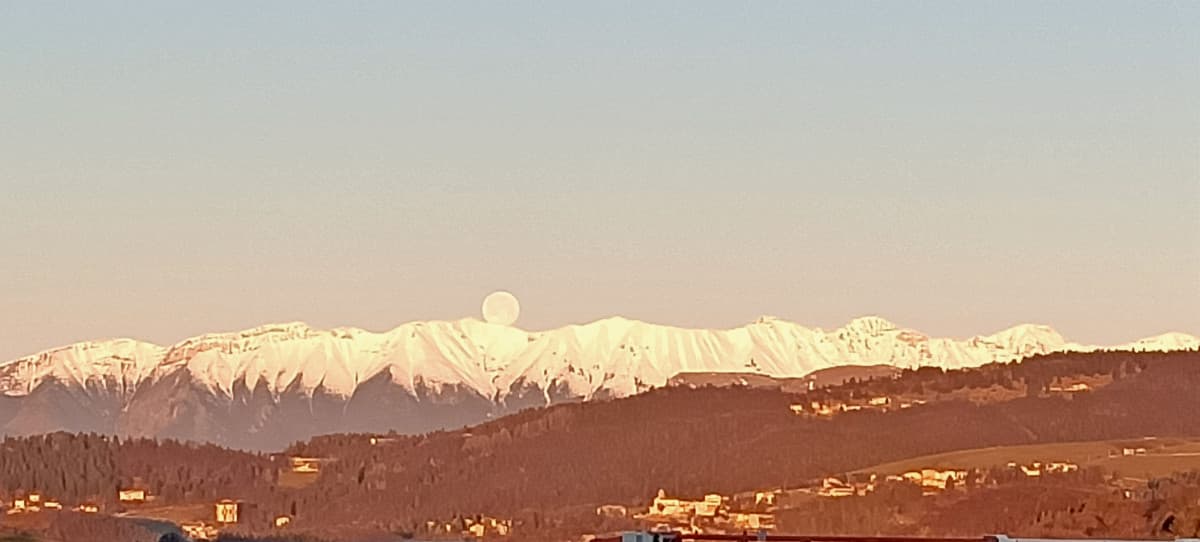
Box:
[1,349,1198,541]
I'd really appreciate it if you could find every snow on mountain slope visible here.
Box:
[0,316,1195,449]
[155,319,533,400]
[1123,332,1200,352]
[1,316,1193,403]
[0,339,166,399]
[496,316,1072,400]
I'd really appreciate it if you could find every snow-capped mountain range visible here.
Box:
[1,316,1195,450]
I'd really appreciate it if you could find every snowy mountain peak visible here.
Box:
[0,338,166,398]
[1125,332,1200,352]
[1,317,1194,406]
[1,316,1195,449]
[840,316,900,336]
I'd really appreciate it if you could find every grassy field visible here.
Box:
[0,534,38,542]
[854,437,1200,479]
[117,503,211,523]
[278,469,320,489]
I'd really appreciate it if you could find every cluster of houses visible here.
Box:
[176,500,293,540]
[809,459,1088,501]
[813,468,973,498]
[626,490,775,534]
[2,487,153,516]
[1005,461,1079,477]
[181,521,220,540]
[1117,447,1149,457]
[424,515,513,538]
[3,493,66,514]
[790,397,926,417]
[2,488,296,541]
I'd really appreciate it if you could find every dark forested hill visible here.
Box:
[0,349,1196,541]
[271,350,1199,533]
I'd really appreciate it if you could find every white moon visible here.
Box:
[481,291,520,326]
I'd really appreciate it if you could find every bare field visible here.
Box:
[854,437,1200,478]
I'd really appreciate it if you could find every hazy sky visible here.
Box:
[2,1,1198,360]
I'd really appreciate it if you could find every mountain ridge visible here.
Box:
[2,315,1196,449]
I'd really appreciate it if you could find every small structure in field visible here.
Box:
[289,457,322,473]
[274,515,292,528]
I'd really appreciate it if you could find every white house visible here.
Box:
[119,488,147,502]
[215,500,239,524]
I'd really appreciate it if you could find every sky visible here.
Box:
[1,1,1198,360]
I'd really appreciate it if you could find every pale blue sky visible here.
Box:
[1,1,1198,360]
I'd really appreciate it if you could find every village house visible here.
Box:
[651,490,685,516]
[215,499,240,524]
[491,518,513,536]
[694,494,723,517]
[596,504,628,518]
[13,499,26,511]
[802,401,837,417]
[647,490,728,519]
[119,488,147,502]
[274,515,292,528]
[27,493,41,504]
[1048,382,1091,393]
[1046,461,1079,473]
[754,491,777,507]
[733,513,776,530]
[465,517,513,537]
[868,396,890,406]
[818,477,856,498]
[78,504,99,514]
[901,469,968,491]
[43,501,62,510]
[181,521,217,540]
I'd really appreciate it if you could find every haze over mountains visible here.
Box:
[1,316,1195,450]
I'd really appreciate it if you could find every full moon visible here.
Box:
[481,291,520,326]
